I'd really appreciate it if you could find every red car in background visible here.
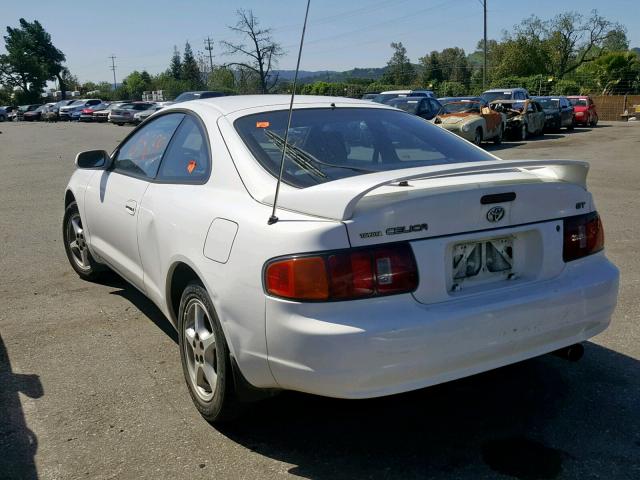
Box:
[79,102,110,122]
[568,95,598,127]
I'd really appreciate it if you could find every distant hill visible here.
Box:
[632,47,640,56]
[274,66,388,84]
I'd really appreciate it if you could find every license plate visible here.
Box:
[452,237,513,284]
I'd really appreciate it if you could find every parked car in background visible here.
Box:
[63,95,619,423]
[45,99,78,121]
[16,104,42,121]
[59,99,103,121]
[0,107,6,122]
[79,102,110,122]
[481,88,529,103]
[533,96,574,131]
[173,91,228,103]
[372,89,436,104]
[92,102,129,122]
[387,96,442,121]
[435,97,505,145]
[2,105,18,121]
[490,99,545,140]
[108,102,156,125]
[133,103,166,124]
[23,103,56,121]
[360,93,379,100]
[568,96,598,127]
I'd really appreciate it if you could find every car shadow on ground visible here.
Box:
[215,343,640,479]
[89,276,639,479]
[98,271,178,344]
[0,335,44,479]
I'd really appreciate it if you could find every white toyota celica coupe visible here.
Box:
[63,95,619,422]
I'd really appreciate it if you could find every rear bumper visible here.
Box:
[265,254,618,398]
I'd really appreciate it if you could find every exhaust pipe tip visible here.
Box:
[552,343,584,362]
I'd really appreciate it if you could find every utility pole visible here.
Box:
[109,55,117,91]
[204,37,214,73]
[483,0,487,89]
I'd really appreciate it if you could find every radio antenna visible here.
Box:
[268,0,311,225]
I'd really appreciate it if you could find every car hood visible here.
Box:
[572,105,587,112]
[437,113,479,124]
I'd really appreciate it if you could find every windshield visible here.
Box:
[481,91,513,103]
[442,101,482,114]
[388,99,420,114]
[371,93,401,104]
[569,98,587,107]
[175,92,196,102]
[234,108,495,189]
[536,98,559,109]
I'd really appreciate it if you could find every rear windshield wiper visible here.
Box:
[265,130,375,175]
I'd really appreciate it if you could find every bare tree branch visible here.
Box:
[221,9,283,93]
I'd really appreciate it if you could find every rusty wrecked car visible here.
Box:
[434,97,505,146]
[490,99,546,140]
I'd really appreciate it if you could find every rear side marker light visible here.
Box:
[265,243,418,301]
[563,211,604,262]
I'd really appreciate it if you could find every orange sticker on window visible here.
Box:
[256,121,270,128]
[187,160,196,174]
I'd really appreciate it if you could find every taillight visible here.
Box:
[563,212,604,262]
[265,243,418,301]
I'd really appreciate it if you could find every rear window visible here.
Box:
[569,98,587,107]
[481,91,513,103]
[234,107,495,189]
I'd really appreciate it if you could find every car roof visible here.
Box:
[170,95,390,116]
[483,88,526,92]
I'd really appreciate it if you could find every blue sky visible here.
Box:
[1,0,638,84]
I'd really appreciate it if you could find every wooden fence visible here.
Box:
[591,95,640,121]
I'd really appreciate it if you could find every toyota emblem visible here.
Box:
[486,206,505,222]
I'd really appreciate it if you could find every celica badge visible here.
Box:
[486,206,505,223]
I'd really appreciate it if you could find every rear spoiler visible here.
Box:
[263,159,589,221]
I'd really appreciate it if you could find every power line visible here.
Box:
[109,55,117,90]
[204,37,214,73]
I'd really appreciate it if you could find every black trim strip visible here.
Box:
[481,192,516,204]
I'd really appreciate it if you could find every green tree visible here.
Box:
[181,41,203,89]
[382,42,415,85]
[120,70,152,100]
[420,51,443,84]
[0,18,67,102]
[207,66,235,91]
[169,46,182,80]
[579,51,640,94]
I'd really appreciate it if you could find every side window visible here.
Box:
[157,115,210,182]
[113,113,184,179]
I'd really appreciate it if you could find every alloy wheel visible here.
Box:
[66,212,91,270]
[183,299,218,402]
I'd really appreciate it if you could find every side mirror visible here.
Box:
[75,150,112,169]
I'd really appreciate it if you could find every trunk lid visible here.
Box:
[345,171,590,247]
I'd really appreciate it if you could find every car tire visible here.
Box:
[493,126,503,145]
[473,128,483,146]
[178,282,242,423]
[520,123,528,140]
[63,201,105,281]
[567,123,574,131]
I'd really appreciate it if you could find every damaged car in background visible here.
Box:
[490,99,546,140]
[434,97,505,146]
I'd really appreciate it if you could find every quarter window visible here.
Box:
[113,113,184,179]
[157,116,210,182]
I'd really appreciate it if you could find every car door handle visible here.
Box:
[125,200,137,215]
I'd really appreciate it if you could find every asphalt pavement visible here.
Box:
[0,120,639,479]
